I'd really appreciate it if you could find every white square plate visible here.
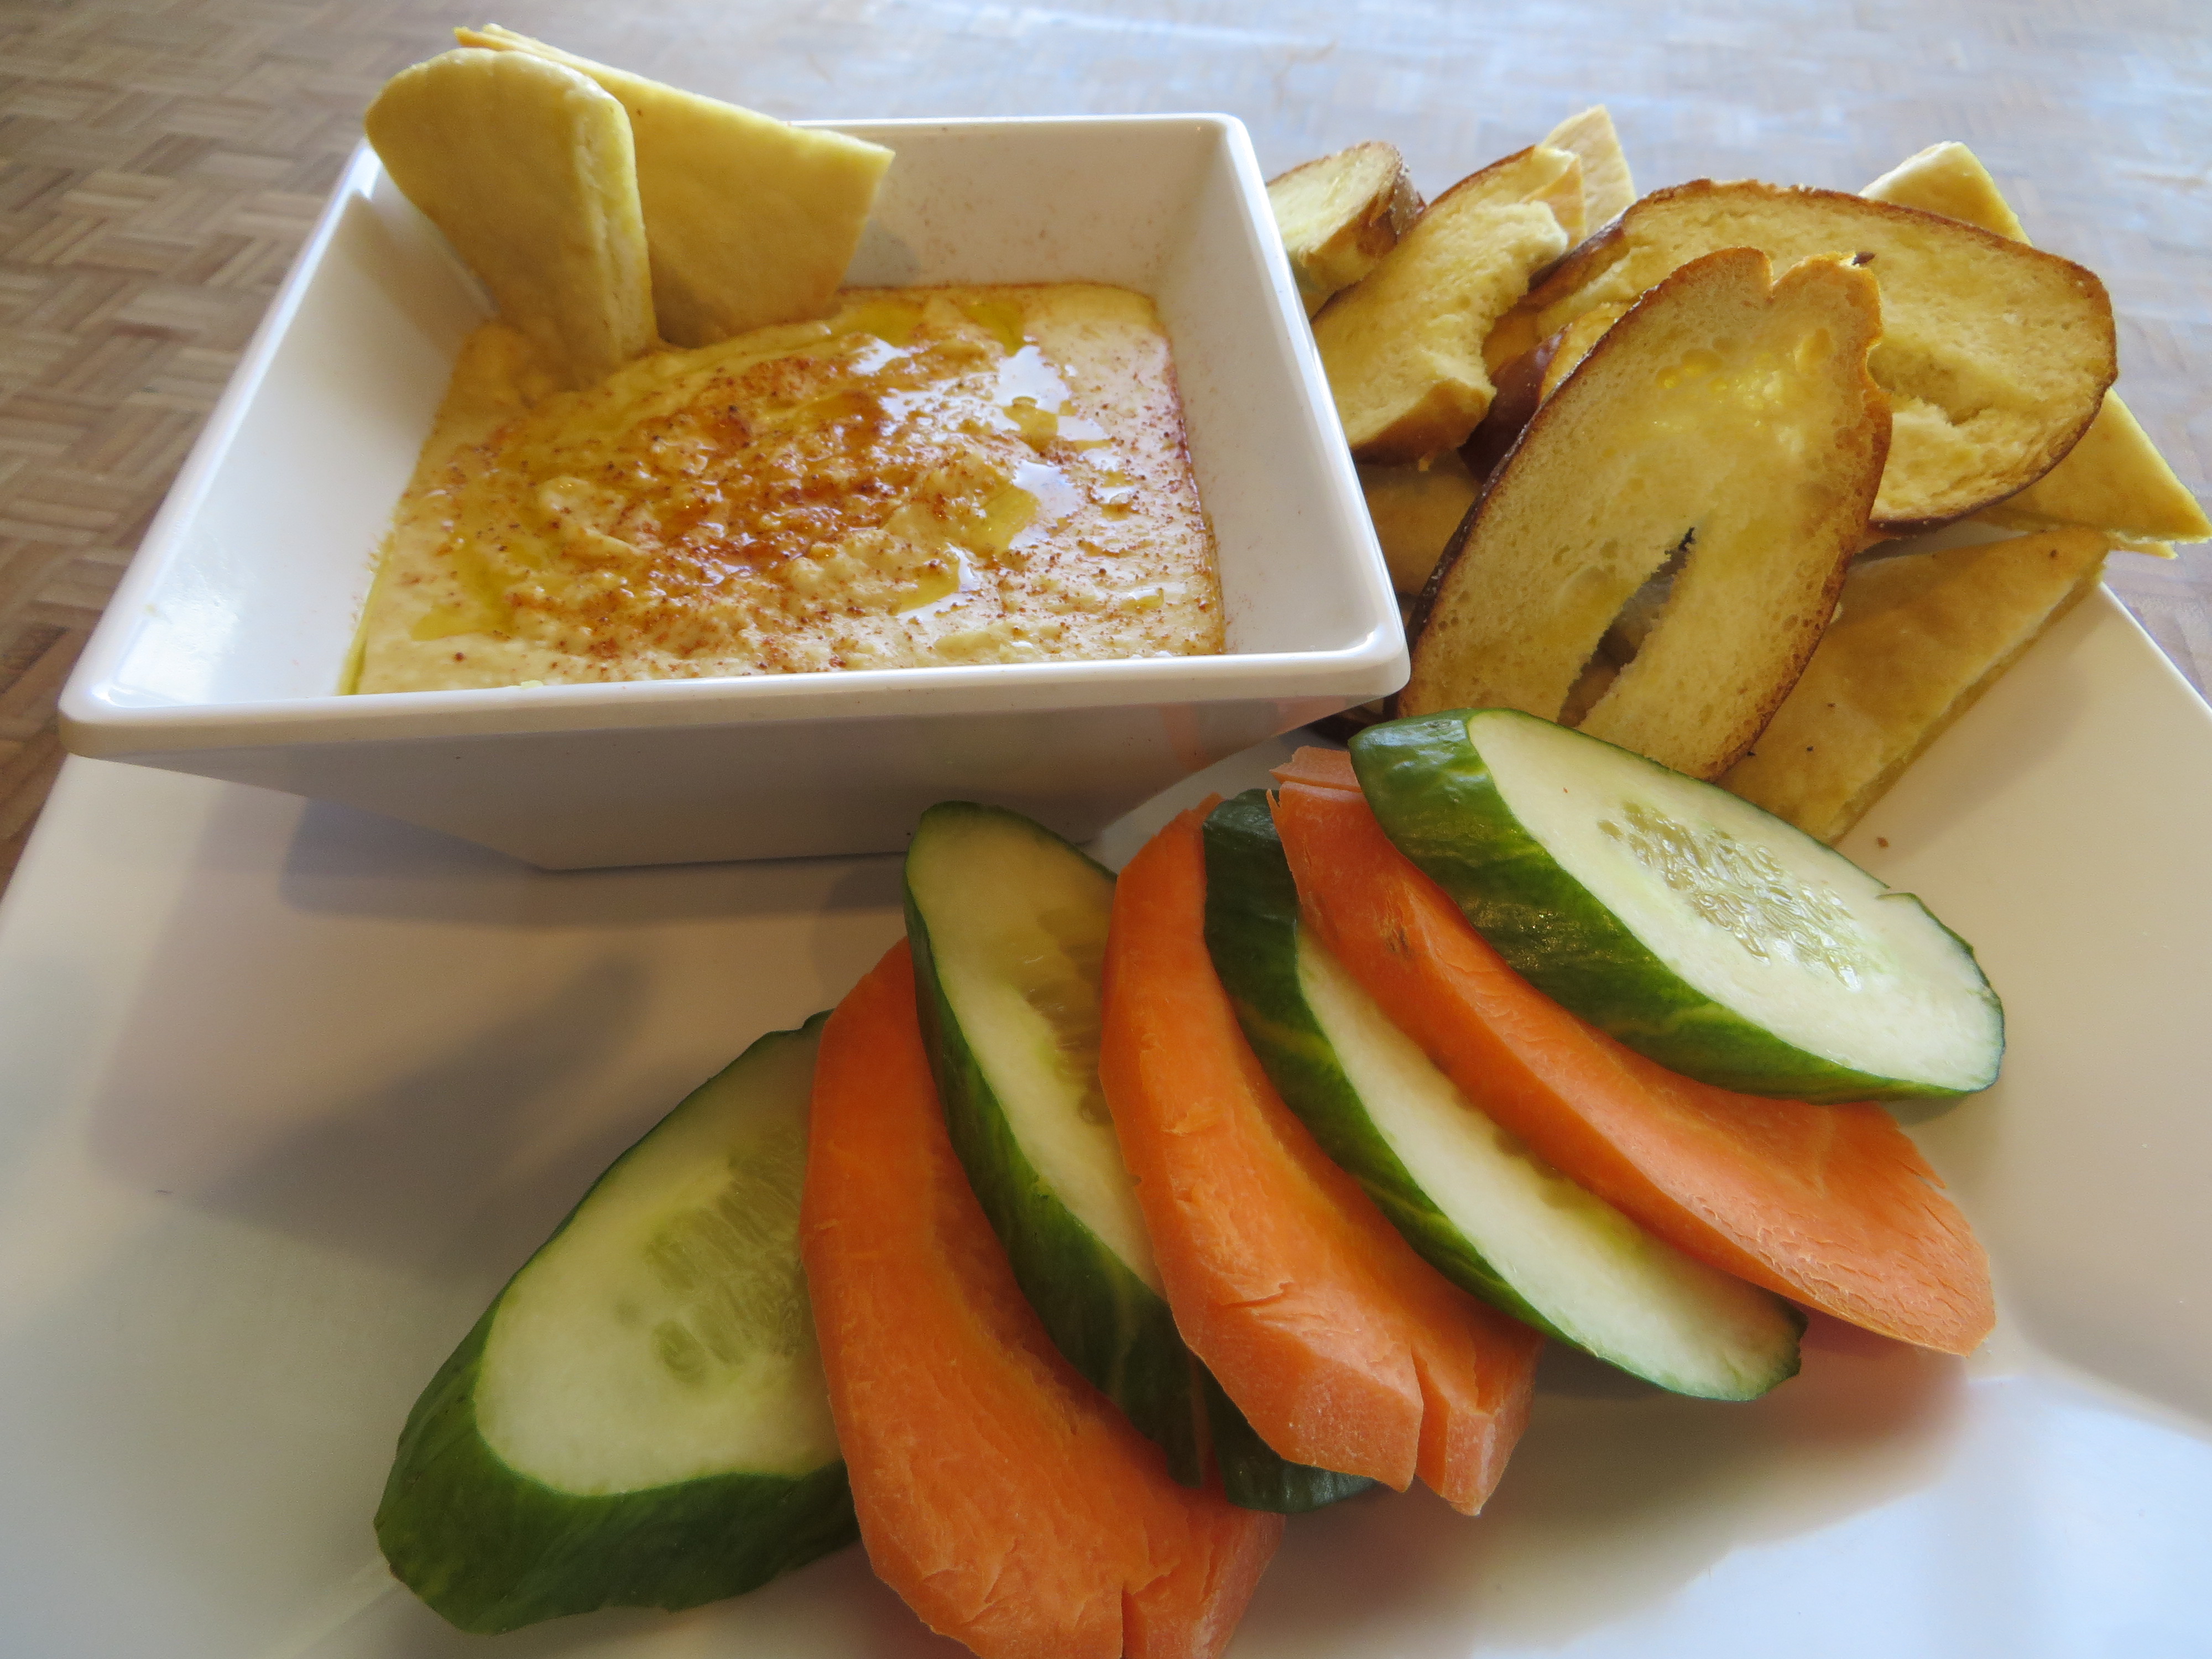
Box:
[1,586,2208,1657]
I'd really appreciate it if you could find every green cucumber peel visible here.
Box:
[1201,792,1563,1338]
[1350,710,2003,1103]
[1199,1369,1374,1514]
[1203,790,1804,1401]
[906,800,1371,1511]
[909,879,1201,1483]
[373,1015,857,1634]
[375,1307,856,1634]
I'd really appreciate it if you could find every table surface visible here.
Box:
[1,0,2206,894]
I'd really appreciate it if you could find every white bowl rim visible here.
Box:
[61,113,1405,756]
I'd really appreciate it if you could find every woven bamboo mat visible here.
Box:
[1,0,2205,894]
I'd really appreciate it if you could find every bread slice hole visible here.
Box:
[1559,527,1694,724]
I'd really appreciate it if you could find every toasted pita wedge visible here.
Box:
[1520,180,2116,532]
[1721,528,2109,841]
[1864,142,2208,548]
[1541,106,1636,227]
[1863,142,2026,239]
[1988,398,2211,549]
[1405,247,1890,780]
[1315,146,1580,463]
[366,49,655,389]
[1267,142,1423,315]
[459,25,891,346]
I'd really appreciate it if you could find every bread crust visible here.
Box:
[1266,141,1423,315]
[1405,246,1890,780]
[1514,180,2114,534]
[1315,145,1595,463]
[1861,143,2208,546]
[1419,144,1584,232]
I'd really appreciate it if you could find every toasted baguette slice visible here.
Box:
[1472,143,1586,241]
[1315,147,1579,463]
[1267,142,1423,316]
[1541,106,1636,227]
[458,25,891,347]
[1468,134,1606,378]
[1864,143,2208,548]
[1475,299,1614,414]
[366,50,655,390]
[1323,146,1578,281]
[1520,180,2116,531]
[1721,527,2109,840]
[1537,303,1621,398]
[1358,453,1483,593]
[1405,247,1889,780]
[1475,122,1615,378]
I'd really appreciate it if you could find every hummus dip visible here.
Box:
[349,284,1223,692]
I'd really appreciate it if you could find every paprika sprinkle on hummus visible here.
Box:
[349,283,1223,692]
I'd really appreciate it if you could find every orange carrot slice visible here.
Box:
[1271,750,1995,1355]
[1279,747,1362,790]
[802,942,1281,1659]
[1097,808,1541,1513]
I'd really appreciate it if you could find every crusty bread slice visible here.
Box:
[1266,141,1423,316]
[1404,247,1890,780]
[1477,143,1587,242]
[1538,302,1621,398]
[1474,126,1612,378]
[1314,146,1579,463]
[1542,106,1636,227]
[1520,180,2116,531]
[366,49,655,389]
[458,25,891,347]
[1864,143,2208,547]
[1357,452,1483,593]
[1721,527,2109,841]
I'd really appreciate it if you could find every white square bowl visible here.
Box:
[59,116,1402,869]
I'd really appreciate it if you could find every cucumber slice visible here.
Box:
[1353,709,2004,1102]
[1204,792,1803,1400]
[1194,1370,1373,1512]
[374,1017,857,1634]
[906,801,1370,1512]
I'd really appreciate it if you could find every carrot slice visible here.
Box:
[1097,807,1541,1513]
[1277,746,1361,790]
[1271,752,1995,1355]
[802,943,1281,1659]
